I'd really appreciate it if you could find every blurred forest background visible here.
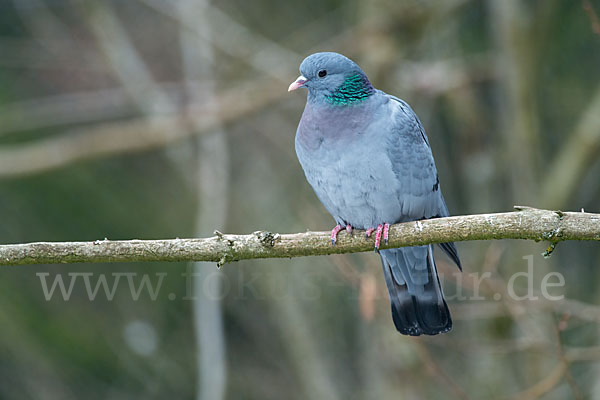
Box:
[1,0,600,399]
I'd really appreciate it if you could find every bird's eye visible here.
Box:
[318,69,327,78]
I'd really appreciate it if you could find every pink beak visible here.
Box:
[288,75,307,92]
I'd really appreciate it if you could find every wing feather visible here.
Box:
[386,95,461,269]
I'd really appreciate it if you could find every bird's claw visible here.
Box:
[330,224,343,246]
[383,223,389,244]
[367,223,390,252]
[374,224,383,252]
[331,224,355,245]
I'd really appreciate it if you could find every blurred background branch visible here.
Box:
[540,82,600,208]
[177,0,229,398]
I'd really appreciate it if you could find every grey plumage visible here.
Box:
[291,52,460,336]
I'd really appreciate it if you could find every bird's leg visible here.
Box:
[374,224,384,252]
[383,223,390,244]
[330,224,343,246]
[365,228,375,239]
[345,224,353,236]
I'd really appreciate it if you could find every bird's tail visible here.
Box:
[379,245,451,336]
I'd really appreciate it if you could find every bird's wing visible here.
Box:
[386,95,462,270]
[385,95,447,220]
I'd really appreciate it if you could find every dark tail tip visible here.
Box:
[390,296,452,336]
[380,246,453,336]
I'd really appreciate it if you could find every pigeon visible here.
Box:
[289,52,461,336]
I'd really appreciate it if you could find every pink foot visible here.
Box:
[383,223,390,244]
[345,224,353,236]
[366,223,390,252]
[374,224,383,251]
[331,224,342,246]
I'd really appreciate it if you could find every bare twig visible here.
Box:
[0,87,140,136]
[0,37,104,72]
[0,208,598,266]
[565,346,600,362]
[551,319,584,400]
[0,114,189,178]
[490,0,540,203]
[12,0,80,55]
[540,81,600,208]
[584,0,600,35]
[178,0,229,398]
[414,341,470,400]
[0,77,282,178]
[510,362,566,400]
[438,262,600,324]
[86,1,174,115]
[138,0,298,82]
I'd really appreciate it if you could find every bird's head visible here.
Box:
[288,52,374,106]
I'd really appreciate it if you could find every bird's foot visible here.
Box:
[365,228,375,238]
[374,224,383,252]
[330,225,343,246]
[331,224,354,246]
[383,223,390,244]
[369,223,390,252]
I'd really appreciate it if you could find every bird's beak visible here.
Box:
[288,75,307,92]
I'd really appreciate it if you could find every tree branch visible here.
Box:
[1,207,598,267]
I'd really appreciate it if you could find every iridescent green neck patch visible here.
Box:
[325,74,375,106]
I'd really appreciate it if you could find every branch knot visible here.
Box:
[253,231,280,247]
